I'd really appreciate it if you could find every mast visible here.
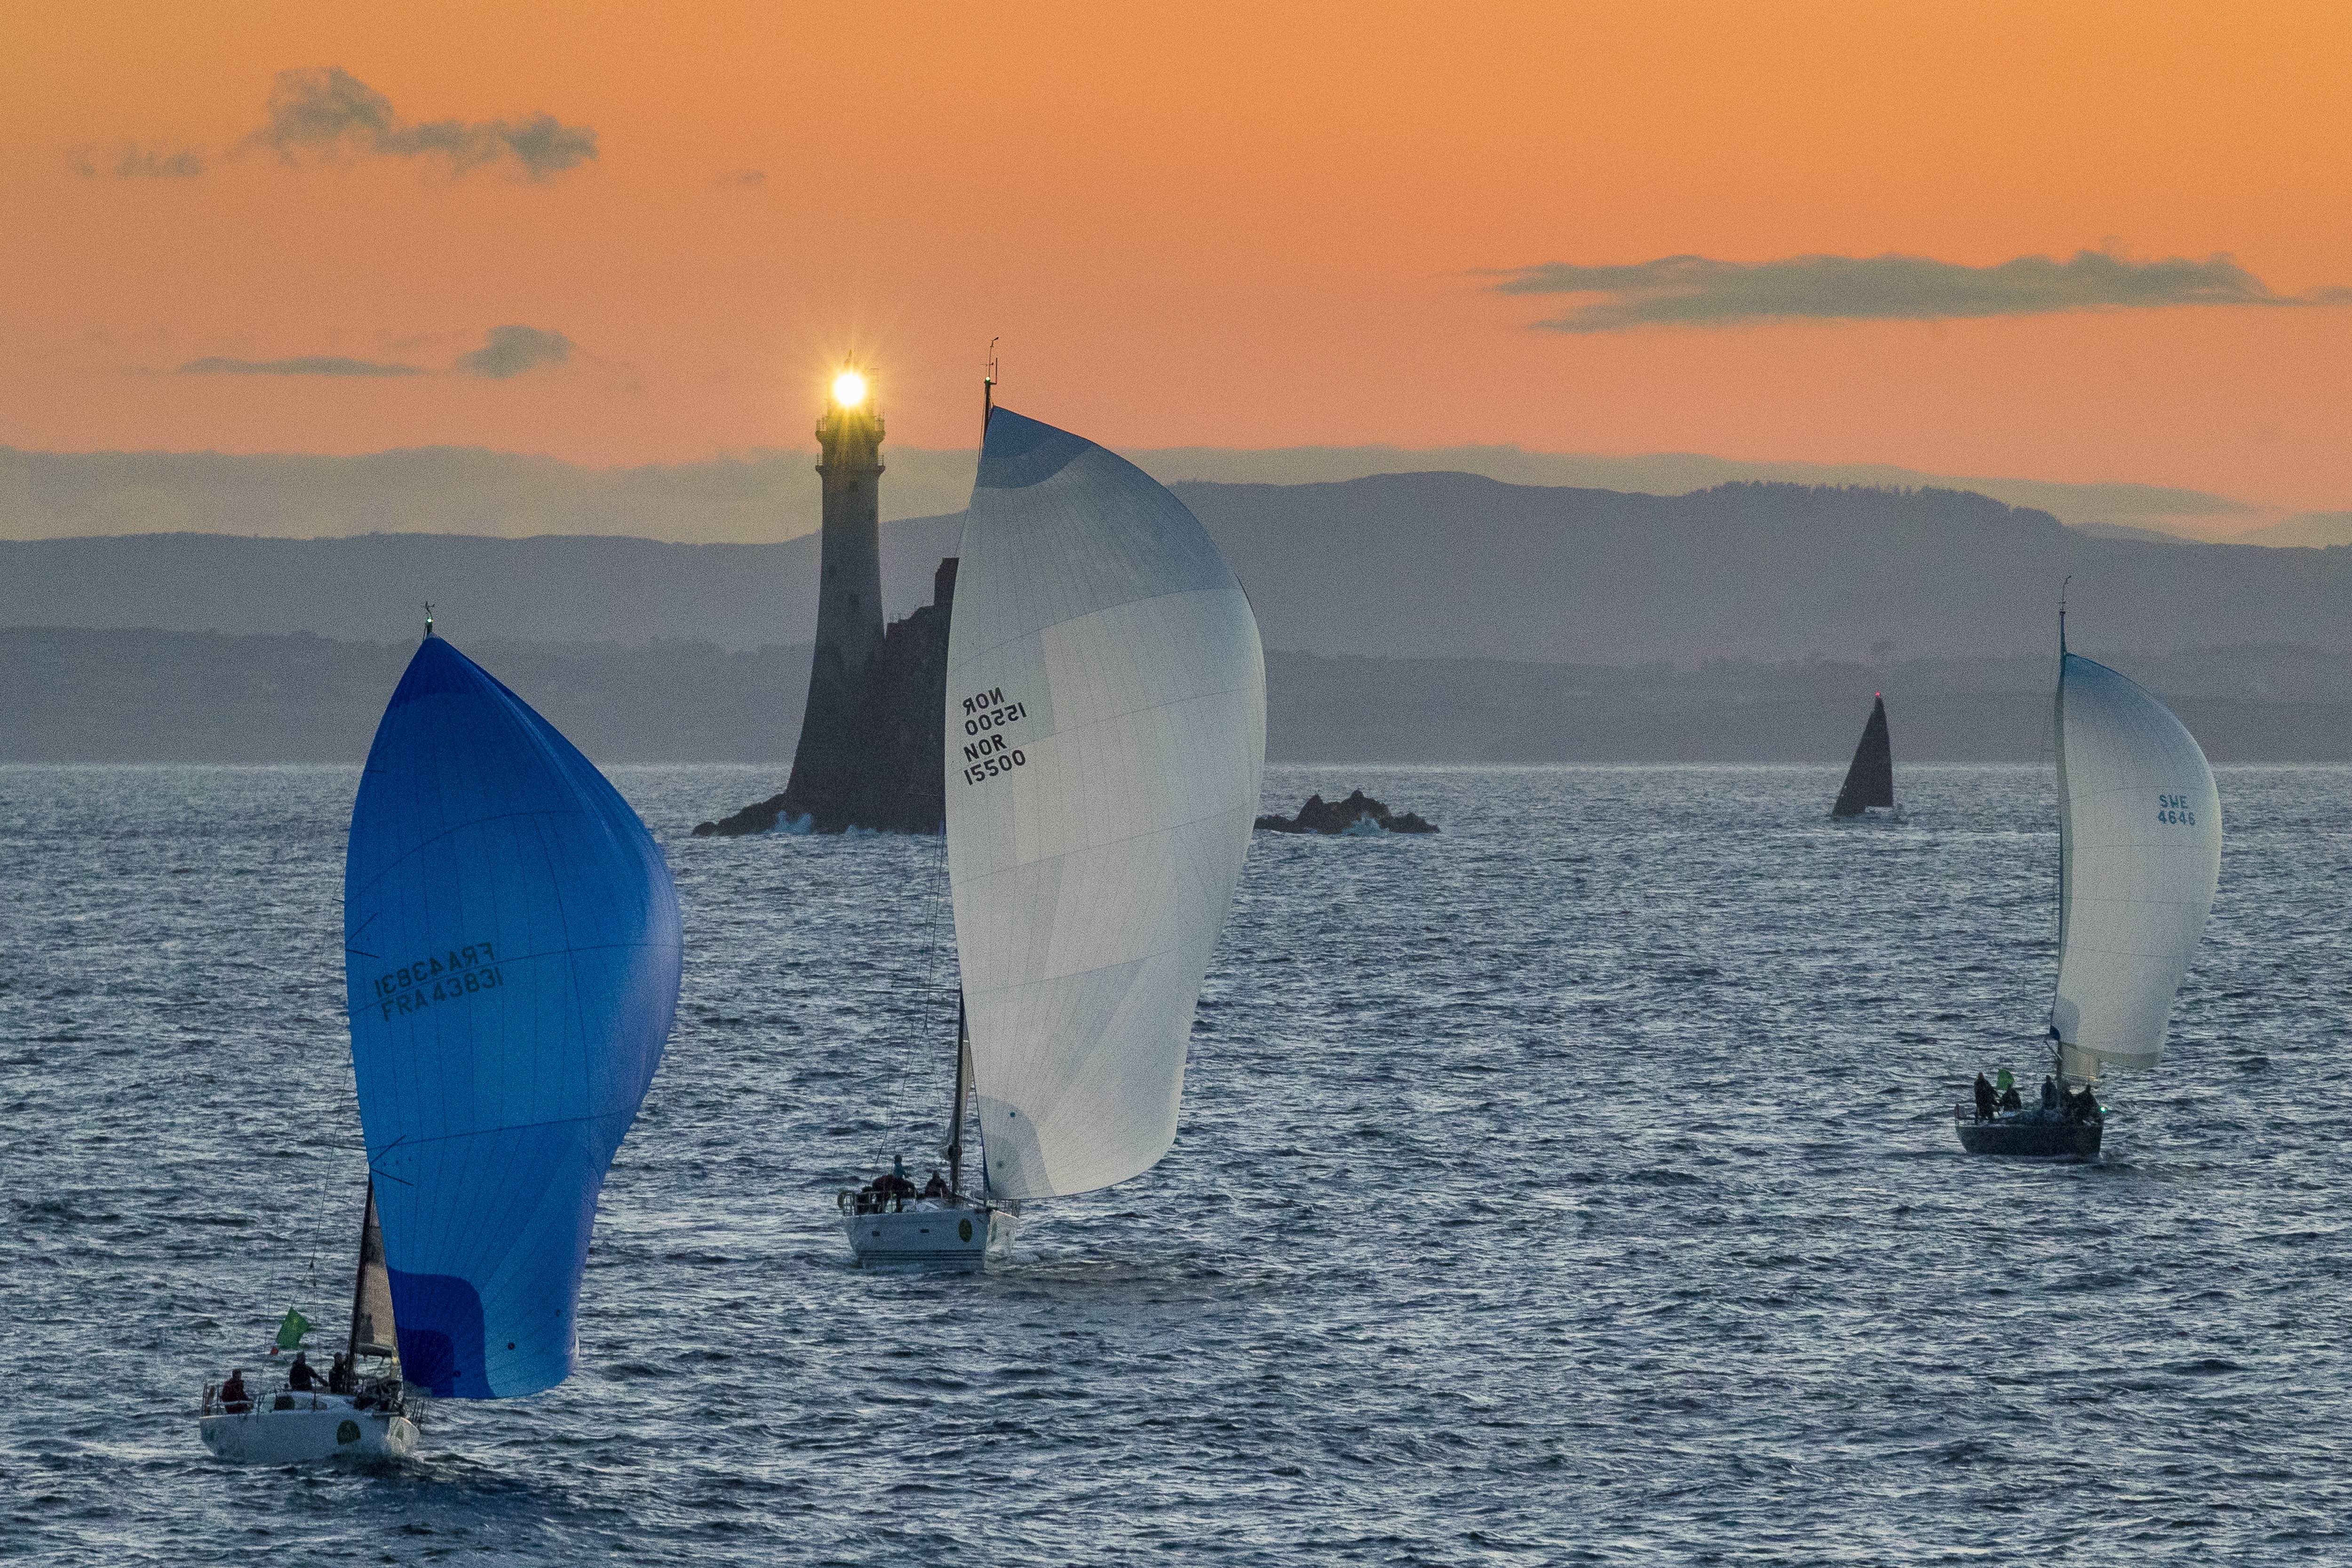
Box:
[945,993,969,1198]
[942,341,993,1203]
[2050,588,2068,1082]
[2050,583,2072,1083]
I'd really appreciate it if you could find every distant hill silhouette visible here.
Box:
[1165,477,2352,663]
[6,628,2347,766]
[8,478,2348,663]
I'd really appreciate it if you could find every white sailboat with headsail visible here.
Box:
[844,380,1266,1266]
[1957,603,2221,1157]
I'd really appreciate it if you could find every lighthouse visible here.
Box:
[810,366,886,688]
[692,361,959,838]
[773,365,889,828]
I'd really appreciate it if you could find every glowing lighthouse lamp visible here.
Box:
[832,368,868,408]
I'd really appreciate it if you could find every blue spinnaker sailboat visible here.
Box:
[344,629,681,1399]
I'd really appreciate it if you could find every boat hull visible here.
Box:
[1955,1114,2102,1159]
[199,1396,418,1464]
[844,1203,1012,1269]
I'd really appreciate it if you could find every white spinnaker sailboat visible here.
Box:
[1958,611,2221,1156]
[843,398,1265,1265]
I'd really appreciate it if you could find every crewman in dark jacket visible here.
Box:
[220,1369,251,1412]
[1973,1073,1997,1122]
[1999,1083,2023,1112]
[287,1351,318,1391]
[2040,1075,2059,1111]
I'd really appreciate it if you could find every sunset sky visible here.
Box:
[5,1,2350,513]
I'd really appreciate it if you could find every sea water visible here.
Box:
[2,763,2347,1565]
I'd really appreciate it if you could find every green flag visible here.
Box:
[275,1308,312,1351]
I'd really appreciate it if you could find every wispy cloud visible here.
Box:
[173,326,574,380]
[456,325,572,379]
[716,168,766,188]
[237,66,597,182]
[67,143,206,180]
[1489,249,2352,332]
[178,354,425,377]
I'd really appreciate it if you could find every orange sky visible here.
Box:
[4,0,2349,509]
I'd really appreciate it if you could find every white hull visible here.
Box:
[199,1396,418,1464]
[844,1202,1013,1269]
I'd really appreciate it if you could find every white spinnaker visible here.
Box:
[945,408,1265,1200]
[2051,652,2221,1072]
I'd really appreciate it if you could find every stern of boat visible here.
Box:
[1953,1106,2103,1160]
[841,1199,1009,1270]
[198,1392,419,1463]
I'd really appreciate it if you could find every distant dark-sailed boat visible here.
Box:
[1829,694,1899,820]
[1955,610,2220,1158]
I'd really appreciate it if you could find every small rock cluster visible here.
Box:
[1254,789,1437,835]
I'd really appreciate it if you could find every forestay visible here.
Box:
[946,408,1266,1200]
[2051,652,2221,1072]
[344,635,682,1398]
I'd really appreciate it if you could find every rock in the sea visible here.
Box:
[693,557,956,837]
[1254,789,1437,835]
[691,792,806,837]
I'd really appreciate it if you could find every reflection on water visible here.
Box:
[3,762,2349,1564]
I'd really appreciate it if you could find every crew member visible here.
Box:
[220,1369,251,1413]
[879,1156,916,1211]
[2040,1075,2059,1111]
[1999,1080,2023,1113]
[328,1353,352,1395]
[286,1351,318,1392]
[1972,1073,1997,1122]
[920,1168,949,1200]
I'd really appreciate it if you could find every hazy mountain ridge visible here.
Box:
[9,475,2351,662]
[1171,476,2352,663]
[7,628,2346,765]
[0,442,2257,543]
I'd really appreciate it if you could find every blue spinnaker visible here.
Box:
[344,634,681,1399]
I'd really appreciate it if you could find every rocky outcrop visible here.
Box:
[692,558,956,837]
[1254,789,1437,835]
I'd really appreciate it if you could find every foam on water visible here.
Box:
[3,763,2348,1564]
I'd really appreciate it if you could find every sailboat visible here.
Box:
[1830,693,1901,820]
[199,1182,419,1462]
[199,618,683,1460]
[843,393,1266,1267]
[346,618,681,1399]
[1956,608,2220,1157]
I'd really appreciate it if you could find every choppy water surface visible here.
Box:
[3,763,2348,1565]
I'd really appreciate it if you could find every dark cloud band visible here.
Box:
[457,326,572,379]
[238,66,596,183]
[68,143,206,180]
[1491,250,2352,331]
[174,326,572,380]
